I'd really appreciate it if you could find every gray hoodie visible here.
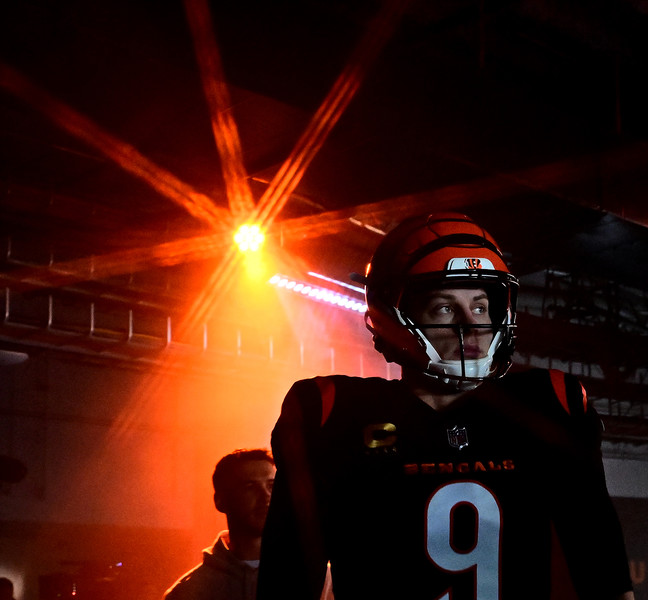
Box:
[164,531,259,600]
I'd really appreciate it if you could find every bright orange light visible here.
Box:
[234,224,265,252]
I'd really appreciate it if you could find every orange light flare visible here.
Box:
[173,231,269,343]
[183,0,256,219]
[252,0,411,230]
[107,239,283,433]
[0,232,231,291]
[99,262,298,551]
[0,62,230,231]
[178,0,411,338]
[105,244,284,451]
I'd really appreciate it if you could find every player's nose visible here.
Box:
[455,303,477,324]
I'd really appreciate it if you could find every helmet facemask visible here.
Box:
[394,281,515,391]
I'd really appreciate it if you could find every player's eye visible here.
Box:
[434,304,452,314]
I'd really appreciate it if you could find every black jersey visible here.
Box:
[257,368,632,600]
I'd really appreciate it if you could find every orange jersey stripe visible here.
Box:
[549,369,570,415]
[315,377,336,426]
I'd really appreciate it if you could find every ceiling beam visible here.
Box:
[274,140,648,241]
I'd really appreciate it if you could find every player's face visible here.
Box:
[405,287,493,360]
[224,460,276,536]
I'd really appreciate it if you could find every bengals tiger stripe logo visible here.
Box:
[464,258,482,269]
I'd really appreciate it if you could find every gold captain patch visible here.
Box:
[363,423,397,449]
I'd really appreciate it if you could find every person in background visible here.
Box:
[164,448,275,600]
[0,578,16,600]
[257,212,634,600]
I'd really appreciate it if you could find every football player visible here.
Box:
[257,213,634,600]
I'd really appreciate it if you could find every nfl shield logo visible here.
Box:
[447,425,469,450]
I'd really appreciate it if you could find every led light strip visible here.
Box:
[307,271,365,293]
[268,274,367,313]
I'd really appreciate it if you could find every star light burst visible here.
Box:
[0,0,410,344]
